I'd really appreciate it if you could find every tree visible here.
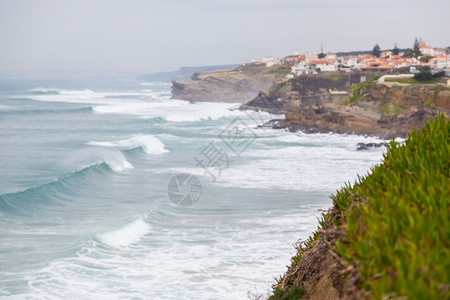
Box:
[413,37,421,50]
[414,71,433,82]
[372,43,381,58]
[412,37,422,56]
[393,43,400,55]
[318,44,326,59]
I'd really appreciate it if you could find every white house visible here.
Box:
[419,43,436,56]
[260,56,281,67]
[291,62,307,75]
[434,48,446,56]
[325,53,337,60]
[341,56,359,68]
[307,60,337,73]
[430,56,448,70]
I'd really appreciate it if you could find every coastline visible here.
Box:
[242,73,450,140]
[169,69,450,299]
[170,67,450,140]
[269,114,449,299]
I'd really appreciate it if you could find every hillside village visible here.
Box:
[256,42,450,77]
[171,39,450,117]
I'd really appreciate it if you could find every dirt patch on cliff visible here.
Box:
[277,204,366,300]
[434,91,450,110]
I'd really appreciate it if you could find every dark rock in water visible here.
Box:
[256,119,281,129]
[357,142,385,150]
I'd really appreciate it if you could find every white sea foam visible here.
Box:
[29,87,60,93]
[93,99,242,122]
[104,156,134,173]
[140,81,171,86]
[66,148,134,174]
[87,134,168,155]
[92,99,187,116]
[168,132,385,191]
[98,218,150,248]
[165,102,241,122]
[22,88,160,106]
[23,86,253,123]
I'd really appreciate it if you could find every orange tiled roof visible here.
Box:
[307,60,334,65]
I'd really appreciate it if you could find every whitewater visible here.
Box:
[0,79,386,299]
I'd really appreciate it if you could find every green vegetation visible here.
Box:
[392,43,400,55]
[419,56,431,63]
[271,114,449,299]
[414,71,445,82]
[411,37,422,57]
[378,102,403,114]
[348,93,362,104]
[372,43,381,58]
[291,73,350,96]
[269,68,291,79]
[344,75,380,105]
[331,74,346,84]
[425,96,435,107]
[333,113,449,299]
[385,76,447,85]
[270,285,305,300]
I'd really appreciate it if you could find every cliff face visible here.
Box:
[244,72,450,139]
[171,64,288,103]
[242,72,360,113]
[137,64,239,82]
[278,84,449,138]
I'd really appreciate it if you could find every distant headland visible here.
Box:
[156,39,450,139]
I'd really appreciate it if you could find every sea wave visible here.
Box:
[0,155,133,215]
[0,106,93,115]
[163,131,386,191]
[29,87,94,95]
[23,87,243,123]
[97,218,150,248]
[87,134,168,155]
[93,100,242,122]
[21,87,161,105]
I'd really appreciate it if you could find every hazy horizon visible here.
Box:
[1,0,449,76]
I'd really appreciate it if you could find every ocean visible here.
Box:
[0,79,385,299]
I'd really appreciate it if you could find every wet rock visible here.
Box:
[356,142,385,150]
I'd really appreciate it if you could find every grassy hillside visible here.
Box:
[271,113,449,299]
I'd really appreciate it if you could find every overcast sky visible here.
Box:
[0,0,449,74]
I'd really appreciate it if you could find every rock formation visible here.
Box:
[245,73,450,139]
[171,64,289,103]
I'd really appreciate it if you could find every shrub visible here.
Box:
[334,113,449,299]
[271,114,449,299]
[414,71,433,81]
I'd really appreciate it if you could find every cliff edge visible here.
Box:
[244,72,450,139]
[171,64,289,103]
[270,114,449,299]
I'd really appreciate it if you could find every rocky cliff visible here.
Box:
[137,64,239,82]
[244,72,450,139]
[242,72,360,113]
[171,64,289,103]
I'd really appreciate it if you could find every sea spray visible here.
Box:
[98,218,151,247]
